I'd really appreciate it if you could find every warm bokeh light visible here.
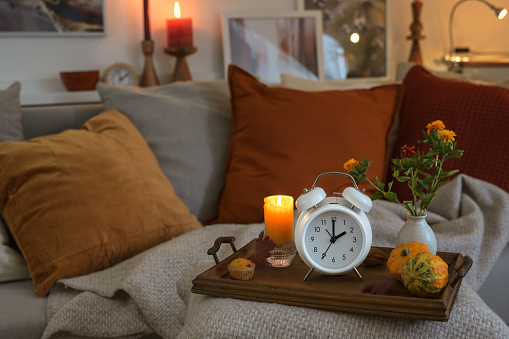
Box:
[498,8,507,20]
[350,33,360,43]
[174,2,181,18]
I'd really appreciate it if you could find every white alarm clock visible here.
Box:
[295,172,373,281]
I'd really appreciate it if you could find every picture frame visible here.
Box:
[221,10,325,83]
[298,0,388,79]
[0,0,106,36]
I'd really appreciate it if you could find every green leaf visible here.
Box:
[370,191,384,201]
[445,152,463,160]
[396,176,410,183]
[417,178,431,192]
[439,169,459,179]
[375,177,385,191]
[426,149,440,156]
[383,192,399,203]
[403,200,413,210]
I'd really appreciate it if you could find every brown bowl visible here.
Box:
[60,70,99,91]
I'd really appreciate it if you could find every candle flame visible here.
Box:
[174,2,181,18]
[277,195,282,206]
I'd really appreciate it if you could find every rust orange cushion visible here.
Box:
[207,65,404,224]
[0,109,202,296]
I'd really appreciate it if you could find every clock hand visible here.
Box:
[331,217,336,237]
[321,242,333,259]
[331,231,347,243]
[119,71,130,81]
[321,228,343,259]
[326,229,332,238]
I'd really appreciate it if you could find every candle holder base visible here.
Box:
[164,47,197,82]
[266,240,296,268]
[141,40,160,87]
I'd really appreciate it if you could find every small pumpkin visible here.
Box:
[401,252,449,297]
[387,241,430,277]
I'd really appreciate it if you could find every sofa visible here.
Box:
[0,63,508,338]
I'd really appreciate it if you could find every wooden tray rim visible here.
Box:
[192,238,468,321]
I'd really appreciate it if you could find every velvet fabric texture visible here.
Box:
[389,65,509,201]
[0,110,202,296]
[208,65,404,224]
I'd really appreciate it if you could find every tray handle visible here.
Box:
[450,255,473,288]
[207,236,237,264]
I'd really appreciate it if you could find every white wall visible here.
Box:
[1,0,508,103]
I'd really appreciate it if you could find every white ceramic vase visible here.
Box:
[396,213,437,254]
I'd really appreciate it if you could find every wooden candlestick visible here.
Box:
[140,40,160,87]
[164,47,197,82]
[407,1,425,65]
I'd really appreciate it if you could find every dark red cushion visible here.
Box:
[388,65,509,201]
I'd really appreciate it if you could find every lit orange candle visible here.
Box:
[264,195,294,245]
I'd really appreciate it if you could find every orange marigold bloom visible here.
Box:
[400,145,417,158]
[426,120,445,135]
[344,158,359,171]
[440,129,456,142]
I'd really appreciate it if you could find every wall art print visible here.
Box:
[222,10,325,83]
[299,0,387,79]
[0,0,105,36]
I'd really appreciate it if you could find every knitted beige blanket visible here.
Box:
[43,175,509,339]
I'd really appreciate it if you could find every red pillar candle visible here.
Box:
[167,2,193,48]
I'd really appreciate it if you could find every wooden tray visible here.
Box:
[192,237,473,321]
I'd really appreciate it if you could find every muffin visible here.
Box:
[228,258,255,280]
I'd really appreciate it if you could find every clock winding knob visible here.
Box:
[342,187,372,212]
[295,187,326,212]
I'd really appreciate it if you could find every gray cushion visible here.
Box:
[0,82,31,283]
[22,103,103,139]
[97,81,232,222]
[0,82,23,141]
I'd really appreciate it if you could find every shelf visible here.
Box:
[459,60,509,68]
[20,90,101,106]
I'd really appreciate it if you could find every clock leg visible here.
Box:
[303,267,314,281]
[353,267,363,281]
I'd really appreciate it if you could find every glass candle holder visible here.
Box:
[263,195,296,267]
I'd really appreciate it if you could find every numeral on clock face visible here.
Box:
[304,211,364,270]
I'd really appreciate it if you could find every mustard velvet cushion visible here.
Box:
[0,109,202,296]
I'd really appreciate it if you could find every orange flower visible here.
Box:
[426,120,445,135]
[344,158,359,171]
[400,145,417,158]
[440,129,456,142]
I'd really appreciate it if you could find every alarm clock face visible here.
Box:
[304,211,364,270]
[296,202,371,275]
[104,63,138,86]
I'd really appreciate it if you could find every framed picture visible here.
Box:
[0,0,106,36]
[298,0,388,79]
[222,10,325,83]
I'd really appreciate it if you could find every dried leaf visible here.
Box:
[250,231,276,268]
[362,274,401,295]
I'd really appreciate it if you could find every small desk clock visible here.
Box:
[295,172,372,281]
